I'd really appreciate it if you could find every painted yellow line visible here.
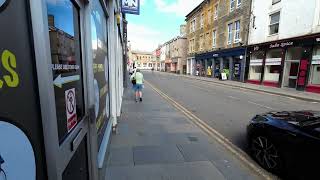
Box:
[145,80,276,180]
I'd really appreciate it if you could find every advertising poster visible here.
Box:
[91,0,110,147]
[0,0,47,179]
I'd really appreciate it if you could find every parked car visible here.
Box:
[247,111,320,179]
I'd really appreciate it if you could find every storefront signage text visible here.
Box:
[269,42,293,49]
[0,50,19,89]
[212,54,219,57]
[316,38,320,42]
[253,46,259,51]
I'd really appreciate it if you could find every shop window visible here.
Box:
[143,63,147,67]
[310,47,320,85]
[228,23,233,45]
[47,0,85,143]
[249,51,264,81]
[148,63,152,67]
[91,0,110,147]
[269,12,280,35]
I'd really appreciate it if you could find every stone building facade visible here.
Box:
[186,0,251,81]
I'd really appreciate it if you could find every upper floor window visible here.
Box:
[230,0,235,12]
[208,9,211,24]
[228,23,233,45]
[269,12,280,35]
[212,30,216,48]
[200,35,204,50]
[200,14,204,28]
[272,0,281,5]
[234,20,241,43]
[192,18,196,32]
[214,4,218,20]
[237,0,241,8]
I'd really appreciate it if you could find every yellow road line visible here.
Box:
[145,80,275,180]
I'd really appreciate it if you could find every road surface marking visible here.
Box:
[145,80,275,180]
[228,96,240,100]
[247,101,274,110]
[311,102,318,104]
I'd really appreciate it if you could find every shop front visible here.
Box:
[195,47,246,81]
[187,56,195,75]
[246,34,320,93]
[306,45,320,93]
[165,59,171,72]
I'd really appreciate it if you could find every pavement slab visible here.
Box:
[106,79,265,180]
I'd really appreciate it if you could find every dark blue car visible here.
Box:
[247,111,320,179]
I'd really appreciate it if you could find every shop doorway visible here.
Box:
[283,60,300,88]
[283,47,303,88]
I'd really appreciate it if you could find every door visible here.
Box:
[46,0,90,179]
[283,61,300,88]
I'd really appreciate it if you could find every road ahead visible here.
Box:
[144,72,320,151]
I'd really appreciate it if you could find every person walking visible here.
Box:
[130,69,144,102]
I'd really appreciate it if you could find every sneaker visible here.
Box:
[139,97,142,102]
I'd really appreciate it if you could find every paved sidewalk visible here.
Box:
[106,83,265,180]
[158,72,320,103]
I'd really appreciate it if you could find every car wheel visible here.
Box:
[250,136,284,174]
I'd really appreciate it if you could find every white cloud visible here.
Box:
[127,23,162,52]
[155,0,203,16]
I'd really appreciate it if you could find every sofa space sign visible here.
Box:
[269,42,294,49]
[0,50,19,89]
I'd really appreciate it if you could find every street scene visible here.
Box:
[1,0,320,180]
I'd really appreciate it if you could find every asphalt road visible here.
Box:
[144,72,320,151]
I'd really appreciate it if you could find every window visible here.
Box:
[269,12,280,35]
[272,0,281,5]
[191,18,196,32]
[90,0,110,146]
[212,30,216,48]
[206,32,210,48]
[230,0,235,12]
[148,63,153,67]
[237,0,241,8]
[234,20,240,43]
[143,63,147,67]
[200,14,204,28]
[208,9,211,24]
[310,46,320,84]
[228,23,233,45]
[200,35,204,50]
[214,4,218,20]
[47,0,85,142]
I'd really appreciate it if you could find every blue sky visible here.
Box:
[126,0,202,52]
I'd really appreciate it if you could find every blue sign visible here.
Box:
[121,0,140,15]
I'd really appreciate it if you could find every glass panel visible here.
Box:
[47,0,85,143]
[311,65,320,84]
[91,0,109,147]
[269,24,279,34]
[270,12,280,24]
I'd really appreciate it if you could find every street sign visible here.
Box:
[121,0,140,15]
[53,74,80,88]
[65,88,77,132]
